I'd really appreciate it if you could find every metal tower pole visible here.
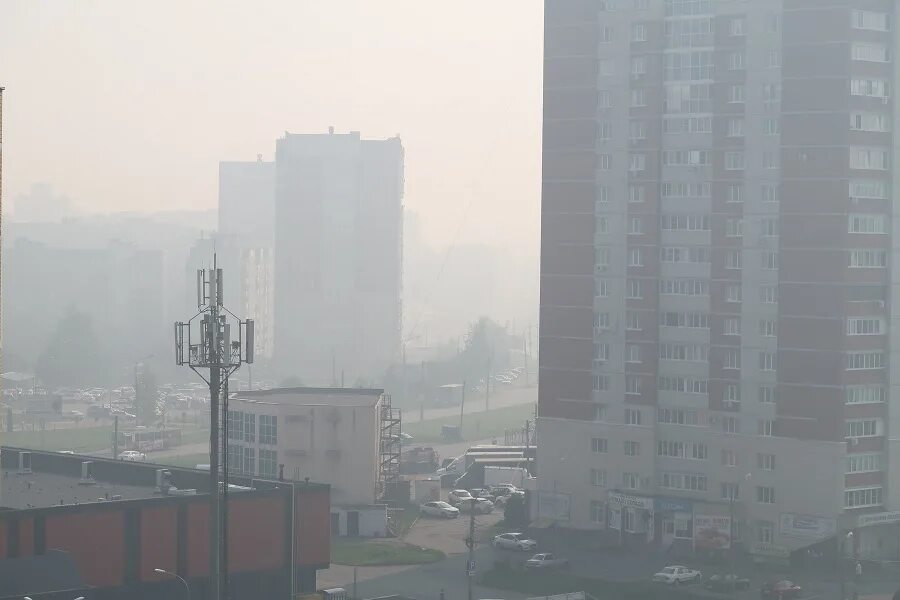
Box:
[208,284,221,600]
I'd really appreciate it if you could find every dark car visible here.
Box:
[705,574,750,592]
[761,580,802,600]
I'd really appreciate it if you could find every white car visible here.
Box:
[525,553,569,570]
[420,501,460,518]
[492,532,538,551]
[118,450,146,462]
[448,489,474,505]
[458,498,494,514]
[652,566,702,585]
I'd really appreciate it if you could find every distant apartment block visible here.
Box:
[538,0,900,562]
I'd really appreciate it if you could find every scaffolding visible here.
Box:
[377,394,401,499]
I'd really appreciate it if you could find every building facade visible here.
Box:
[274,130,403,383]
[539,0,900,561]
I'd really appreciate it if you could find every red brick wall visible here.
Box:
[45,511,125,587]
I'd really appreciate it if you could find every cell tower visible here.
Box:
[175,256,254,600]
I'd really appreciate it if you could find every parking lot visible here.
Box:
[407,500,505,556]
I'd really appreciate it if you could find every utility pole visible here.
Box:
[0,87,4,351]
[112,415,119,460]
[175,257,254,600]
[459,380,466,435]
[465,497,476,600]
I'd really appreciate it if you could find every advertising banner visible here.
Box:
[779,513,837,540]
[694,514,731,549]
[537,491,571,522]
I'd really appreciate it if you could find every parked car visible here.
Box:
[469,488,496,500]
[458,498,494,514]
[448,489,474,505]
[492,532,537,551]
[118,450,146,462]
[420,501,460,519]
[525,553,569,570]
[761,580,802,599]
[705,574,750,592]
[652,566,702,585]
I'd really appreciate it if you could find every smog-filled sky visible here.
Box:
[0,0,542,252]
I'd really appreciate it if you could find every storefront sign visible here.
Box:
[694,514,731,549]
[858,511,900,528]
[655,497,692,513]
[751,543,791,559]
[779,513,837,540]
[608,492,654,511]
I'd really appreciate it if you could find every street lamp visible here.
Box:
[840,531,854,600]
[155,568,190,600]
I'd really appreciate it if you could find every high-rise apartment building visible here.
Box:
[275,130,403,383]
[538,0,899,561]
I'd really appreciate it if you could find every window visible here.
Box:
[259,415,277,445]
[599,154,612,170]
[849,214,887,234]
[762,252,778,270]
[849,249,887,268]
[659,278,708,296]
[658,441,685,458]
[851,78,890,98]
[623,507,635,532]
[598,121,612,141]
[757,486,776,504]
[660,214,710,231]
[729,84,745,103]
[628,248,643,267]
[757,521,775,544]
[659,343,709,362]
[595,343,610,361]
[591,501,605,523]
[596,279,609,298]
[630,153,647,172]
[759,386,775,404]
[663,149,710,166]
[629,120,647,140]
[722,449,737,468]
[768,49,781,68]
[629,185,645,203]
[659,246,711,264]
[727,184,743,203]
[622,472,641,490]
[759,319,777,337]
[634,0,650,9]
[626,344,642,363]
[599,26,613,43]
[598,90,612,108]
[846,454,881,474]
[729,17,745,36]
[593,375,609,391]
[726,250,742,270]
[723,416,740,434]
[242,446,255,476]
[594,404,608,422]
[626,311,641,330]
[627,278,642,299]
[847,352,884,370]
[629,217,643,235]
[624,441,640,456]
[725,218,743,237]
[846,419,880,438]
[758,419,775,437]
[664,51,714,81]
[763,118,780,135]
[632,23,647,42]
[851,112,890,133]
[596,312,610,330]
[657,407,700,426]
[661,181,711,199]
[631,88,647,107]
[597,217,609,234]
[846,386,885,405]
[766,13,780,33]
[591,437,608,453]
[852,10,890,32]
[258,449,277,478]
[665,82,712,113]
[658,375,708,394]
[660,472,707,491]
[763,83,781,104]
[851,179,889,200]
[691,442,708,460]
[727,118,744,137]
[845,487,883,509]
[659,312,709,329]
[663,116,712,134]
[599,59,615,76]
[760,286,777,304]
[590,468,607,487]
[226,410,243,441]
[721,483,740,500]
[665,0,713,18]
[728,52,744,71]
[724,384,740,405]
[598,186,609,204]
[758,453,775,471]
[726,284,742,303]
[758,352,776,372]
[625,408,642,425]
[596,247,609,268]
[850,147,890,171]
[848,317,884,335]
[762,218,778,237]
[725,152,745,170]
[664,16,713,48]
[762,184,779,204]
[852,43,890,63]
[725,318,741,336]
[626,376,643,395]
[763,152,779,170]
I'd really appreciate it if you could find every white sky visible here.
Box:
[0,0,543,252]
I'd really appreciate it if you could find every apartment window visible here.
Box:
[664,51,714,81]
[852,43,890,63]
[629,120,647,140]
[759,319,777,337]
[259,415,277,445]
[849,214,887,234]
[727,118,744,137]
[594,343,610,361]
[763,118,780,135]
[659,312,709,329]
[758,419,775,437]
[763,152,779,170]
[768,49,781,68]
[729,84,745,103]
[660,214,710,231]
[626,279,642,299]
[628,248,643,267]
[727,184,743,203]
[625,407,642,425]
[848,317,884,335]
[691,442,708,460]
[726,284,742,303]
[852,10,890,32]
[599,26,613,43]
[628,217,643,235]
[724,384,740,405]
[242,446,255,476]
[658,441,685,458]
[594,404,608,422]
[729,17,745,36]
[626,311,641,330]
[598,186,609,204]
[629,185,645,203]
[758,453,775,471]
[660,472,707,492]
[596,312,610,330]
[593,375,610,391]
[847,352,884,370]
[724,318,741,336]
[661,181,711,199]
[757,486,776,504]
[663,116,712,134]
[622,472,641,490]
[757,521,775,544]
[596,279,609,298]
[598,90,612,108]
[663,149,710,166]
[851,179,889,200]
[763,83,781,104]
[851,78,890,98]
[721,483,740,501]
[851,112,890,133]
[598,121,612,142]
[766,13,780,33]
[659,246,711,264]
[226,410,243,441]
[591,501,605,523]
[630,153,647,172]
[626,344,642,363]
[632,24,647,42]
[846,386,885,405]
[658,375,708,394]
[722,416,740,434]
[849,249,887,268]
[624,441,640,456]
[626,376,643,396]
[759,386,775,404]
[758,352,776,372]
[726,250,742,270]
[634,0,650,8]
[665,83,713,113]
[760,286,777,304]
[597,217,609,234]
[599,154,612,170]
[762,218,778,237]
[596,247,610,268]
[728,52,745,71]
[846,454,881,474]
[845,487,883,509]
[631,88,647,107]
[591,437,608,453]
[762,184,779,204]
[258,449,278,478]
[659,278,708,296]
[599,59,615,76]
[590,468,607,487]
[659,343,709,362]
[725,152,745,170]
[846,419,880,438]
[665,0,713,17]
[657,407,700,426]
[725,218,743,238]
[722,449,737,468]
[762,251,778,270]
[850,147,890,171]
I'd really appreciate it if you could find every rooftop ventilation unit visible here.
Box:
[79,461,96,485]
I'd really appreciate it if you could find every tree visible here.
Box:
[503,494,528,528]
[35,306,106,387]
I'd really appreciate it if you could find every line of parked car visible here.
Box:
[651,566,804,599]
[419,484,526,520]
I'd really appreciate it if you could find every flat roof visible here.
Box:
[1,468,159,510]
[232,387,384,407]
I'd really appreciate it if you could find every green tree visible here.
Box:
[35,306,106,387]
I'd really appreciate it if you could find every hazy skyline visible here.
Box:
[0,0,543,253]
